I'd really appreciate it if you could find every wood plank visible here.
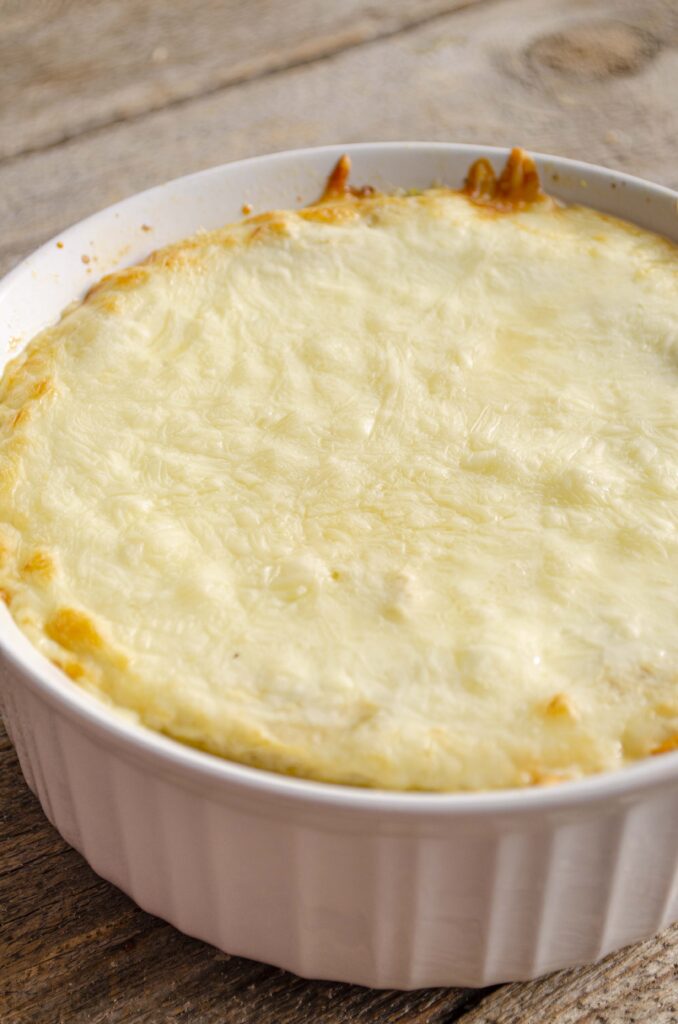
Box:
[457,927,678,1023]
[0,728,483,1024]
[1,0,676,280]
[0,0,485,161]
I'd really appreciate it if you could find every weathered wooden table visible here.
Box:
[2,1,677,1021]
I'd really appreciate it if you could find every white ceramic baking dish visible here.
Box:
[1,144,677,990]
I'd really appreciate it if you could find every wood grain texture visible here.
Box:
[1,0,677,280]
[2,0,678,1020]
[459,928,678,1023]
[0,0,484,161]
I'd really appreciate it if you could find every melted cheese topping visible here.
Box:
[1,184,677,791]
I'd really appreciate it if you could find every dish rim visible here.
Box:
[2,140,678,816]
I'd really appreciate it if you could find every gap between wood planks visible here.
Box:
[442,988,498,1022]
[0,0,494,166]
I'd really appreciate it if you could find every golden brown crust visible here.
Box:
[247,217,292,243]
[21,551,54,582]
[31,379,51,399]
[51,657,86,681]
[11,408,29,430]
[85,265,150,301]
[544,692,579,720]
[299,204,361,225]
[45,607,103,653]
[653,734,678,755]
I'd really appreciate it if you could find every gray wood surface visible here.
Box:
[1,1,677,1021]
[0,0,485,160]
[2,0,677,280]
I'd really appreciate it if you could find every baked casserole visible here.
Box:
[0,149,676,791]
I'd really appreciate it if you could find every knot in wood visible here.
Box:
[528,20,660,79]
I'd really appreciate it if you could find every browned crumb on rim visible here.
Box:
[463,147,547,211]
[315,155,377,203]
[315,148,548,213]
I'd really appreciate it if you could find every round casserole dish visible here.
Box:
[0,143,677,989]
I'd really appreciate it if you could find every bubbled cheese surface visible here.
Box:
[0,189,677,790]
